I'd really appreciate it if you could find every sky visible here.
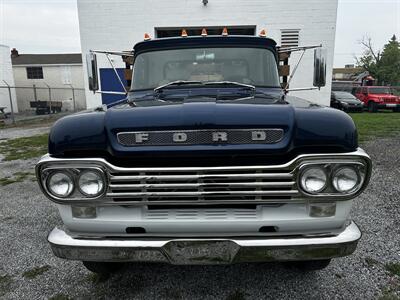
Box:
[0,0,399,67]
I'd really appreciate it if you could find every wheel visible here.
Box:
[82,261,123,274]
[285,259,331,271]
[368,102,378,113]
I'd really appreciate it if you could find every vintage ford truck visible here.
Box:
[36,31,372,274]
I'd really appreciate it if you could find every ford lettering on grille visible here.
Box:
[117,129,284,146]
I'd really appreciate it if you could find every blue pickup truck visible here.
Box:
[36,31,371,274]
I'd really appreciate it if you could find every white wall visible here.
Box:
[77,0,338,108]
[12,64,86,112]
[0,45,18,113]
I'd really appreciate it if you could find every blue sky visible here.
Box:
[1,0,399,67]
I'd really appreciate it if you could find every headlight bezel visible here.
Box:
[297,161,367,197]
[40,166,107,201]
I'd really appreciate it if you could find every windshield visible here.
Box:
[369,87,391,94]
[131,47,280,90]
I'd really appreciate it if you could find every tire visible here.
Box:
[285,259,331,271]
[82,261,123,274]
[368,102,378,113]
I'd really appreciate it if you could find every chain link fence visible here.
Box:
[0,82,86,124]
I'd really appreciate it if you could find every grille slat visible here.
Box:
[109,182,295,190]
[108,190,299,198]
[110,173,293,182]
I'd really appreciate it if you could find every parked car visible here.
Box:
[331,91,364,112]
[352,86,400,112]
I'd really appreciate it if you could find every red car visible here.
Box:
[352,86,400,112]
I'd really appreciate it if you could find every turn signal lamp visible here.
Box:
[201,28,208,36]
[181,29,188,37]
[259,29,267,37]
[144,33,151,41]
[222,27,228,36]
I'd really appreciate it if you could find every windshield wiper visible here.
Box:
[154,80,203,92]
[204,81,256,91]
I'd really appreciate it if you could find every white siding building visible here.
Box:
[77,0,338,108]
[11,51,87,112]
[0,45,18,114]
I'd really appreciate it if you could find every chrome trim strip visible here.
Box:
[107,190,300,198]
[36,148,370,172]
[47,222,361,264]
[109,173,293,181]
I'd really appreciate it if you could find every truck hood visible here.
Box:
[49,99,358,164]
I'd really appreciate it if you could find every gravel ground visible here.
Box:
[0,136,399,300]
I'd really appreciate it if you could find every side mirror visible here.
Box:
[86,52,99,92]
[313,48,327,88]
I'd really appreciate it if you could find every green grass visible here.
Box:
[386,262,400,277]
[0,133,48,161]
[0,274,13,297]
[349,112,400,143]
[0,172,35,186]
[22,265,51,279]
[48,294,72,300]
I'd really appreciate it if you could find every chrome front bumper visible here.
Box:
[48,222,361,265]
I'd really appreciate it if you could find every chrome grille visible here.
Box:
[107,166,298,205]
[117,129,284,146]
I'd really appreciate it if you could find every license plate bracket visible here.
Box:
[163,240,240,265]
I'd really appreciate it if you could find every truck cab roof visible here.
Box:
[133,36,278,55]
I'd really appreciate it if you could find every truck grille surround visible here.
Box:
[36,149,372,206]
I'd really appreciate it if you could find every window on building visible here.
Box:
[26,67,43,79]
[281,29,300,48]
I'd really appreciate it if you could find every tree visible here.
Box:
[357,35,400,86]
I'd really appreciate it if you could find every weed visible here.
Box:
[22,265,51,279]
[0,274,13,297]
[48,293,72,300]
[385,263,400,277]
[0,171,35,186]
[365,257,380,267]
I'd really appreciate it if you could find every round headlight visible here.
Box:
[300,167,327,194]
[332,167,359,193]
[78,170,105,197]
[47,171,74,198]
